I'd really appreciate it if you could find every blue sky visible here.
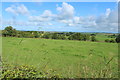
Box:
[1,2,118,33]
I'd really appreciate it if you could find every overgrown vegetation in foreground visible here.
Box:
[2,37,118,78]
[1,60,118,79]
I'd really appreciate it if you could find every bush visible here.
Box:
[116,34,120,43]
[91,36,97,42]
[109,39,116,43]
[42,33,52,39]
[105,39,116,43]
[2,63,39,79]
[1,62,62,79]
[2,26,17,37]
[68,33,90,41]
[105,39,110,42]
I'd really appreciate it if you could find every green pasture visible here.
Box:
[2,37,118,78]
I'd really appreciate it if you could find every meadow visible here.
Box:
[2,37,118,78]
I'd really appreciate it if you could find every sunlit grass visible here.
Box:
[2,37,118,78]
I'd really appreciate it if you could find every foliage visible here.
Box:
[42,33,52,39]
[90,33,96,36]
[108,34,116,38]
[2,62,39,79]
[105,39,109,42]
[91,36,97,42]
[109,39,116,43]
[68,33,90,41]
[2,26,17,37]
[105,39,116,43]
[115,34,120,43]
[1,62,62,79]
[2,26,118,43]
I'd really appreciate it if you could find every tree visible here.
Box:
[90,33,96,36]
[42,33,52,39]
[68,33,82,40]
[12,29,17,37]
[109,39,116,43]
[68,35,73,40]
[105,39,109,42]
[82,34,90,41]
[57,35,66,40]
[116,34,120,43]
[51,33,58,39]
[33,31,39,38]
[2,26,17,37]
[91,36,96,42]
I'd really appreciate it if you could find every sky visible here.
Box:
[1,2,118,33]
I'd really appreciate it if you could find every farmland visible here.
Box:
[2,37,118,78]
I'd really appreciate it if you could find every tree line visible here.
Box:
[2,26,120,43]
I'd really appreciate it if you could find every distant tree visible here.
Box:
[2,30,8,37]
[42,33,52,39]
[33,31,39,38]
[91,36,97,42]
[82,34,90,41]
[12,29,17,37]
[57,35,66,40]
[116,34,120,43]
[68,33,90,41]
[68,35,73,40]
[2,26,17,37]
[105,39,109,42]
[66,32,74,36]
[105,39,116,43]
[90,33,96,36]
[71,33,82,40]
[51,33,58,39]
[109,39,116,43]
[108,34,116,38]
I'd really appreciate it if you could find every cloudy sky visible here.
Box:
[1,2,118,33]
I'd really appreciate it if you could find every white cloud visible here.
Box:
[42,10,53,18]
[47,22,53,26]
[61,7,117,32]
[29,4,117,32]
[108,9,118,23]
[4,2,118,32]
[5,4,29,16]
[106,8,111,17]
[28,2,75,25]
[60,19,73,24]
[95,8,118,32]
[73,17,80,24]
[29,10,55,22]
[56,2,74,20]
[96,8,118,25]
[3,19,46,27]
[29,15,50,22]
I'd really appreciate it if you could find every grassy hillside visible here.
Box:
[95,33,116,41]
[2,37,118,78]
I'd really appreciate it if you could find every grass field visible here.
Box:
[95,33,115,41]
[2,37,118,78]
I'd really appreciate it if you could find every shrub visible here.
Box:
[105,39,109,42]
[116,34,120,43]
[2,26,17,37]
[91,36,97,42]
[109,39,116,43]
[2,63,39,79]
[1,62,62,79]
[105,39,116,43]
